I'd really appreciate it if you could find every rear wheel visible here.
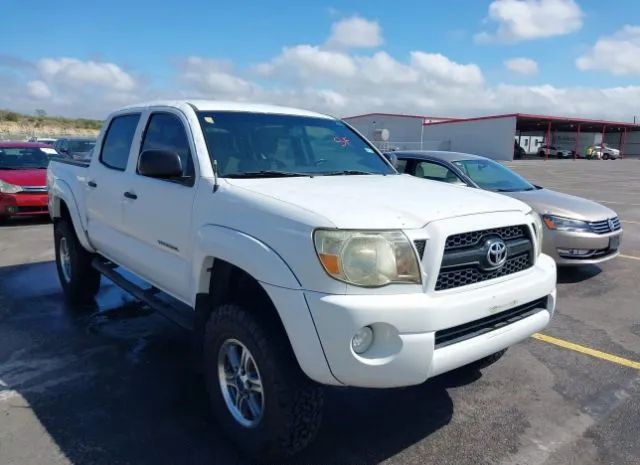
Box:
[203,303,323,462]
[603,153,610,160]
[54,219,101,303]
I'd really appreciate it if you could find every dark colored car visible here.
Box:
[53,137,96,161]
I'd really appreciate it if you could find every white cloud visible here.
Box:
[476,0,583,43]
[410,52,484,86]
[576,25,640,76]
[505,57,539,75]
[326,16,383,49]
[257,45,357,80]
[178,56,255,97]
[38,58,137,92]
[26,80,52,100]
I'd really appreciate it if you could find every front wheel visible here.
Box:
[54,219,101,304]
[203,304,323,462]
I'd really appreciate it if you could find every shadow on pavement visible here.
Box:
[556,265,602,284]
[0,260,464,465]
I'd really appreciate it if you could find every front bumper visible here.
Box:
[304,254,556,388]
[0,192,49,218]
[543,228,622,266]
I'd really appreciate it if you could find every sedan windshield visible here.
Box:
[453,159,535,192]
[197,112,395,177]
[68,140,95,153]
[0,147,53,169]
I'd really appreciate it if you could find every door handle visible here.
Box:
[123,191,137,200]
[87,180,97,188]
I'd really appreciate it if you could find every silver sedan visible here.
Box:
[391,150,623,266]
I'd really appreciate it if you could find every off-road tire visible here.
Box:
[54,219,101,303]
[203,303,323,462]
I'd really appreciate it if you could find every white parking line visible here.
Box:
[621,220,640,225]
[620,254,640,262]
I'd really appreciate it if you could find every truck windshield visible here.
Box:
[0,147,52,169]
[197,112,395,177]
[453,159,535,192]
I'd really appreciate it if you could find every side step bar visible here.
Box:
[92,258,194,331]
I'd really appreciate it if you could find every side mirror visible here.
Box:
[138,150,183,178]
[382,152,399,169]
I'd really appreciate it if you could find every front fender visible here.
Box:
[193,224,301,294]
[50,179,95,252]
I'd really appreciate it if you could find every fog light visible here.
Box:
[352,326,374,354]
[557,248,591,256]
[6,206,18,213]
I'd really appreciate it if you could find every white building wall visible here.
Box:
[422,116,517,161]
[343,114,450,150]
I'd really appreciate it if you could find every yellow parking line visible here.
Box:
[532,333,640,370]
[619,254,640,261]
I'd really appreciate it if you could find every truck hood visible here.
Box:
[504,188,616,221]
[0,168,47,187]
[226,174,529,229]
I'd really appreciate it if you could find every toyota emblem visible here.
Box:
[486,239,508,269]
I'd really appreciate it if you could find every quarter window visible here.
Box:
[140,113,194,183]
[100,114,140,170]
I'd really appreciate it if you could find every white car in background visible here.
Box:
[537,145,573,158]
[591,144,620,160]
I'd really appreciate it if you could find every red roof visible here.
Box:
[343,112,454,121]
[0,141,52,148]
[422,113,640,128]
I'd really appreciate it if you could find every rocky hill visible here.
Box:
[0,110,102,140]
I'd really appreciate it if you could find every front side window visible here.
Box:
[100,114,140,171]
[453,159,535,192]
[139,113,194,183]
[414,161,464,184]
[197,112,394,177]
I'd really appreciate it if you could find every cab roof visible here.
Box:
[119,100,334,120]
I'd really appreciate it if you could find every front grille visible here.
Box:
[436,225,533,291]
[445,225,525,250]
[413,240,426,259]
[436,254,531,290]
[434,297,548,348]
[16,206,48,213]
[19,186,48,193]
[589,217,621,234]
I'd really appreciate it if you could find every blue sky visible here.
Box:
[2,0,640,119]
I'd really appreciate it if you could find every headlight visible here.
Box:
[527,211,544,256]
[314,229,421,287]
[542,214,590,233]
[0,180,23,194]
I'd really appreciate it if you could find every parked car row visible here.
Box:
[534,143,621,160]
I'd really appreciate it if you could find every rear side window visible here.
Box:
[100,114,140,170]
[139,113,194,183]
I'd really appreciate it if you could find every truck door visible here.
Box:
[120,110,197,302]
[85,113,142,266]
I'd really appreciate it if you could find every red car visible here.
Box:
[0,141,58,222]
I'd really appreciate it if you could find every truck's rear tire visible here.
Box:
[203,303,323,462]
[54,219,101,304]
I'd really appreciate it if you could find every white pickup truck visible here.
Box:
[48,100,556,460]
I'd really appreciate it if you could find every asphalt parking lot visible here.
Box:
[1,160,639,465]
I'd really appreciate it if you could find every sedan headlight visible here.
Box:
[314,229,421,287]
[542,214,590,233]
[0,179,23,194]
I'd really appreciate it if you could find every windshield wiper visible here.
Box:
[321,170,378,176]
[225,170,313,179]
